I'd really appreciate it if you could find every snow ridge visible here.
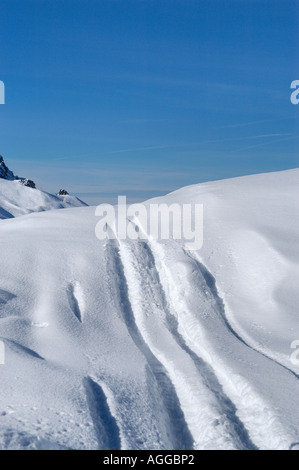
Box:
[0,155,87,219]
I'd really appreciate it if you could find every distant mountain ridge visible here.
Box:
[0,156,18,180]
[0,155,87,219]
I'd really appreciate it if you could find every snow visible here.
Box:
[0,168,298,450]
[0,179,87,219]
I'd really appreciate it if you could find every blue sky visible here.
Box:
[0,0,298,203]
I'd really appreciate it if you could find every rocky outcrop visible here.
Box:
[0,156,36,189]
[57,189,69,196]
[19,179,36,189]
[0,156,17,181]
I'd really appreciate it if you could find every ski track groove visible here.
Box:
[184,249,299,381]
[122,222,257,451]
[106,235,194,451]
[84,376,122,450]
[0,289,16,306]
[0,337,45,361]
[290,442,299,450]
[136,238,258,450]
[142,232,297,449]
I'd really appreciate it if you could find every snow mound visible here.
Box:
[0,168,298,450]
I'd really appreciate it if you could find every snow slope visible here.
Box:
[0,169,298,450]
[0,179,87,219]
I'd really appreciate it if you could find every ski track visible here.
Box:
[0,337,44,361]
[84,376,121,450]
[145,235,297,450]
[0,289,16,306]
[184,249,299,381]
[134,237,257,450]
[105,235,194,450]
[119,224,258,450]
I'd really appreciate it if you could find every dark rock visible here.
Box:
[0,155,16,180]
[19,179,36,189]
[57,189,69,196]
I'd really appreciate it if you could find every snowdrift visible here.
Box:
[0,169,298,450]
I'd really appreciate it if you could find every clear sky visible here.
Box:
[0,0,298,203]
